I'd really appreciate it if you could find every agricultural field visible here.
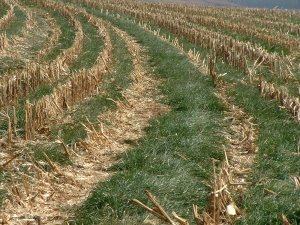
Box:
[0,0,300,224]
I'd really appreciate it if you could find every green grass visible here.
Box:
[0,4,7,17]
[69,9,226,224]
[30,143,72,168]
[12,8,102,127]
[0,7,25,38]
[230,84,300,225]
[20,0,77,62]
[0,1,299,224]
[40,9,75,62]
[49,26,133,145]
[0,7,27,74]
[69,16,103,71]
[66,5,300,224]
[214,55,300,224]
[0,169,6,207]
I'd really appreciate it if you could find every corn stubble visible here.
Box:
[0,0,15,31]
[131,19,258,224]
[0,0,299,224]
[83,1,298,224]
[0,1,169,223]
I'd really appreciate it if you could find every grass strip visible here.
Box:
[49,26,133,145]
[29,25,133,169]
[0,7,25,38]
[0,169,5,208]
[70,9,226,224]
[20,0,77,62]
[232,85,300,224]
[36,6,75,62]
[74,6,300,224]
[13,11,101,128]
[0,4,7,18]
[69,16,103,71]
[0,4,100,165]
[39,9,75,62]
[137,16,300,223]
[0,7,27,74]
[215,58,300,224]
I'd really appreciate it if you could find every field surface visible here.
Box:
[0,0,300,224]
[141,0,240,7]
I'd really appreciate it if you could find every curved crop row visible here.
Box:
[0,0,83,107]
[139,19,300,121]
[63,1,300,130]
[24,4,112,139]
[97,1,300,95]
[140,17,300,143]
[1,1,60,62]
[0,0,15,30]
[149,19,300,122]
[137,17,259,223]
[182,12,298,49]
[93,0,296,85]
[128,3,299,50]
[98,1,300,38]
[125,7,299,225]
[0,0,15,51]
[69,0,300,128]
[33,0,84,66]
[0,6,162,224]
[160,3,300,25]
[129,1,291,83]
[158,3,300,35]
